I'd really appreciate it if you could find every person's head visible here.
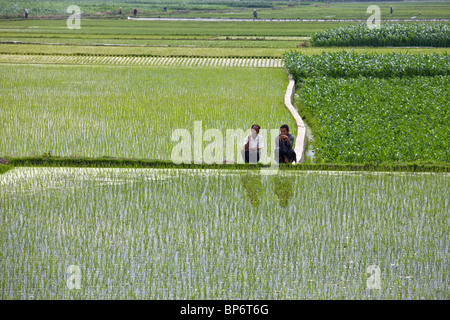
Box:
[280,124,289,136]
[251,124,260,135]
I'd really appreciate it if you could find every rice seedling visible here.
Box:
[0,167,448,299]
[0,54,283,68]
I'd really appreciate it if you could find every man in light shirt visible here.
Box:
[242,124,264,163]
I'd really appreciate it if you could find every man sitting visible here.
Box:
[275,124,296,163]
[242,124,264,163]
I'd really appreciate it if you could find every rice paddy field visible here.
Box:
[0,64,296,161]
[0,19,354,53]
[0,18,448,54]
[1,1,449,303]
[0,167,449,299]
[0,19,352,39]
[1,15,449,57]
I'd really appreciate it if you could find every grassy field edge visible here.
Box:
[2,156,449,173]
[0,164,13,175]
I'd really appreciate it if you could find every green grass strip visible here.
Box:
[0,164,13,175]
[4,156,450,173]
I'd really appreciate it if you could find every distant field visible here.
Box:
[1,43,449,58]
[1,1,449,20]
[0,18,447,55]
[0,19,356,51]
[0,19,358,37]
[0,19,349,52]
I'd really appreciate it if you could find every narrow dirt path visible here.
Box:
[284,74,306,164]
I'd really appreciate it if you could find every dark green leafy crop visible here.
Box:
[284,51,450,81]
[296,76,449,163]
[311,23,449,48]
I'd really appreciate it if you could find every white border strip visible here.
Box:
[284,74,306,164]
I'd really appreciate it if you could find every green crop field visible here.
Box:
[295,75,450,163]
[311,23,449,47]
[1,167,449,299]
[1,17,448,58]
[0,0,449,304]
[0,64,296,161]
[0,19,358,37]
[284,51,449,164]
[284,51,450,79]
[0,19,355,52]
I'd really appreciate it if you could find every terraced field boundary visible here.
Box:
[0,54,283,68]
[1,157,448,173]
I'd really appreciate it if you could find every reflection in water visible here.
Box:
[274,174,293,208]
[241,173,262,207]
[241,173,293,208]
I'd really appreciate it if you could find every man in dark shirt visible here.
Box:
[274,124,296,163]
